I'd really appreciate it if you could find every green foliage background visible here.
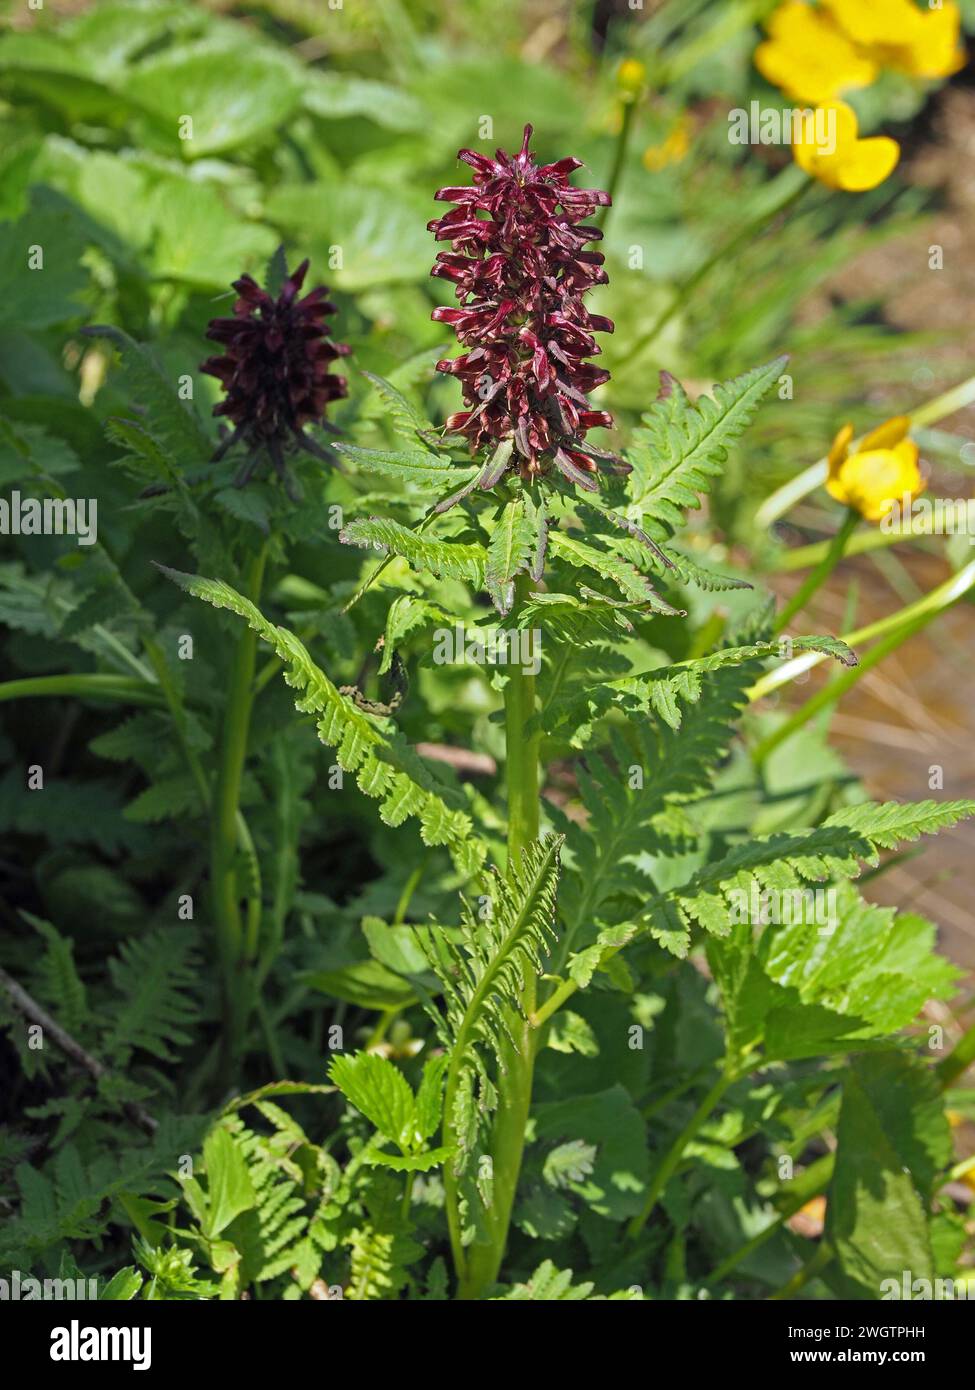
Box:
[1,0,974,1302]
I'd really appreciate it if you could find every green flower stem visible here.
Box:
[751,557,975,703]
[626,1061,739,1241]
[773,507,858,635]
[453,573,541,1300]
[212,544,268,1078]
[751,557,975,763]
[628,170,808,359]
[769,503,971,572]
[0,674,165,707]
[599,97,638,229]
[753,611,930,766]
[756,372,975,530]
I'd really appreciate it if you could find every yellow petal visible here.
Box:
[756,4,877,103]
[828,422,854,475]
[858,415,911,452]
[892,437,924,491]
[893,5,967,79]
[821,0,923,49]
[833,136,901,192]
[838,444,922,522]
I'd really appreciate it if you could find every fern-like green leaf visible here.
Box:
[360,369,435,440]
[333,442,478,491]
[484,495,538,614]
[156,565,485,875]
[628,357,787,536]
[339,516,485,585]
[103,928,199,1063]
[548,531,682,613]
[548,635,856,735]
[82,325,212,467]
[644,799,975,955]
[421,836,563,1186]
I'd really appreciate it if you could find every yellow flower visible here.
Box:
[642,115,691,172]
[617,58,647,99]
[755,1,877,103]
[823,0,966,80]
[793,101,900,191]
[820,0,923,49]
[889,2,967,79]
[826,415,925,522]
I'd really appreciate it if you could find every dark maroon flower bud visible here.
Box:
[429,124,624,494]
[201,256,349,494]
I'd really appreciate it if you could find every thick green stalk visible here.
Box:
[455,574,540,1299]
[212,545,267,1079]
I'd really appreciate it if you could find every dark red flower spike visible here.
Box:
[429,124,623,495]
[201,256,349,497]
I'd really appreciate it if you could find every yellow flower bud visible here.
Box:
[617,59,647,99]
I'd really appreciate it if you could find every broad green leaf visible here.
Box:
[202,1127,256,1238]
[129,39,304,157]
[302,960,417,1011]
[532,1086,649,1222]
[329,1053,415,1149]
[827,1054,945,1298]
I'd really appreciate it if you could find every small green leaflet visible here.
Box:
[628,357,787,535]
[329,1051,450,1171]
[339,516,485,585]
[485,495,539,614]
[333,442,478,491]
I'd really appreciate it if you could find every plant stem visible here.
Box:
[454,573,540,1299]
[773,508,858,634]
[0,674,165,706]
[626,1063,737,1241]
[212,544,267,1084]
[749,557,975,706]
[599,98,638,229]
